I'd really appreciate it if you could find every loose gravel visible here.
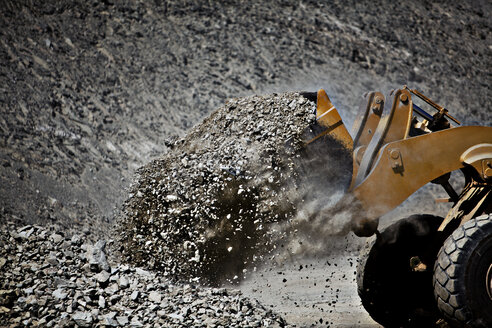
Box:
[116,92,352,285]
[116,92,314,285]
[0,223,287,327]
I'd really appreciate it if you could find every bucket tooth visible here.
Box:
[302,89,354,150]
[296,89,355,193]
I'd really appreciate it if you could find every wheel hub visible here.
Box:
[487,264,492,300]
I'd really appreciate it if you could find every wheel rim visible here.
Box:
[487,264,492,300]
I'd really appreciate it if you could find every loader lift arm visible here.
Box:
[352,126,492,228]
[307,85,492,327]
[308,87,492,237]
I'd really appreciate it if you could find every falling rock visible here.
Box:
[25,295,38,305]
[203,317,217,326]
[16,296,26,304]
[18,227,34,239]
[116,92,327,285]
[166,195,178,202]
[100,316,118,327]
[98,295,106,309]
[168,312,184,321]
[130,318,143,327]
[118,275,129,288]
[105,283,120,294]
[47,251,59,266]
[130,290,139,301]
[71,234,82,245]
[268,321,284,328]
[135,268,150,276]
[50,233,63,244]
[23,287,33,295]
[105,312,116,320]
[54,278,70,287]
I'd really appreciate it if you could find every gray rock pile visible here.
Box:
[117,92,352,285]
[117,92,311,284]
[0,222,286,327]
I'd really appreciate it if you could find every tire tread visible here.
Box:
[433,214,492,327]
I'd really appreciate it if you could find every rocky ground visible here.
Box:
[0,222,286,327]
[0,0,490,326]
[1,0,490,230]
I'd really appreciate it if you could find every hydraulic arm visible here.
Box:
[306,87,492,236]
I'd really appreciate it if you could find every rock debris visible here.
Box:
[117,92,314,284]
[117,92,351,285]
[0,223,287,327]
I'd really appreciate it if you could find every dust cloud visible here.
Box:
[261,132,366,264]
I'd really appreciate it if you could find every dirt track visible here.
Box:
[239,252,379,327]
[0,0,490,326]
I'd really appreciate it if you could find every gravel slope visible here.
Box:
[1,0,490,229]
[0,0,490,327]
[0,222,286,327]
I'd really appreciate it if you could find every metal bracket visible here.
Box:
[389,148,404,174]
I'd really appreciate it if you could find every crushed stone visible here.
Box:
[0,222,287,327]
[117,92,352,284]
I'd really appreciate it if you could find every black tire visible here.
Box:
[433,214,492,328]
[357,214,446,327]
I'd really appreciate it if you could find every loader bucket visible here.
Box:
[294,90,355,213]
[301,89,354,151]
[296,89,383,237]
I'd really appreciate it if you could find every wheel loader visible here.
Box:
[302,86,492,327]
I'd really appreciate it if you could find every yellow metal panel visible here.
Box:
[352,126,492,221]
[312,89,353,150]
[352,89,413,188]
[382,89,413,143]
[352,92,385,148]
[350,92,384,189]
[460,143,492,180]
[461,143,492,164]
[356,94,384,147]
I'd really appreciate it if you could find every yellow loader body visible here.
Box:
[307,87,492,236]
